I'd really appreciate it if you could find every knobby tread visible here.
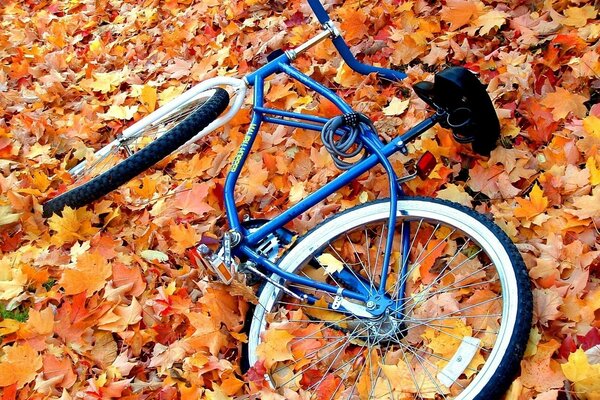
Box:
[43,88,230,218]
[247,197,532,399]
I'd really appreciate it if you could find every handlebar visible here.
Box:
[306,0,406,82]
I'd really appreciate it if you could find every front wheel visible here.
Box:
[42,88,229,217]
[247,197,532,400]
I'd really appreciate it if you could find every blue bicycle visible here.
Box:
[43,1,532,398]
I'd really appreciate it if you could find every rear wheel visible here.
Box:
[247,197,531,399]
[43,88,229,217]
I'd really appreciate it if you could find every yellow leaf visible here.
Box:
[288,181,306,204]
[90,69,129,94]
[382,97,410,116]
[140,85,157,112]
[256,328,295,369]
[0,259,27,301]
[0,205,20,226]
[158,85,186,106]
[422,319,472,358]
[48,206,98,245]
[563,5,597,28]
[317,253,344,275]
[99,104,139,120]
[436,184,473,207]
[583,116,600,137]
[140,249,169,263]
[586,156,600,186]
[561,349,600,399]
[473,9,508,35]
[334,63,364,88]
[302,297,347,329]
[0,319,20,337]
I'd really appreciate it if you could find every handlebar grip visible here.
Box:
[332,36,406,82]
[307,0,406,82]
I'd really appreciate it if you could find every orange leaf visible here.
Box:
[59,251,112,296]
[0,343,42,389]
[172,183,213,216]
[440,0,482,31]
[339,8,368,42]
[540,87,588,120]
[256,328,295,369]
[514,184,548,219]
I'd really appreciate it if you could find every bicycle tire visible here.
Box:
[247,197,532,399]
[43,88,229,217]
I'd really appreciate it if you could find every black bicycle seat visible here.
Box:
[413,67,500,156]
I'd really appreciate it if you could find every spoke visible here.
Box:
[327,342,369,400]
[274,323,370,389]
[399,340,454,397]
[326,243,372,296]
[404,295,502,324]
[364,226,375,293]
[397,340,425,399]
[393,226,456,299]
[345,232,376,295]
[74,144,120,183]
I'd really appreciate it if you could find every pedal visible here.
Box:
[188,244,236,285]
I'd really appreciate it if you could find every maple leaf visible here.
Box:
[0,205,19,226]
[59,250,112,296]
[0,259,27,300]
[48,206,98,246]
[561,349,600,398]
[256,328,295,369]
[436,183,473,207]
[532,288,563,326]
[382,97,409,116]
[567,186,600,220]
[0,343,42,389]
[440,0,483,31]
[562,5,597,28]
[172,183,213,216]
[540,87,588,120]
[187,311,229,356]
[169,223,200,253]
[317,253,344,275]
[521,340,565,392]
[97,297,142,332]
[514,184,548,219]
[99,104,139,120]
[339,8,368,42]
[473,9,508,35]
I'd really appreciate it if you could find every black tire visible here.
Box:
[247,197,532,399]
[43,88,229,218]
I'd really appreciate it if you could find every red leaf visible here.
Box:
[578,328,600,351]
[558,335,578,360]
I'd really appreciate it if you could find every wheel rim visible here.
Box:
[68,92,214,185]
[248,200,519,399]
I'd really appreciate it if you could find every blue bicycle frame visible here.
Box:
[220,0,444,316]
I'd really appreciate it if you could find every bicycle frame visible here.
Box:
[215,49,444,315]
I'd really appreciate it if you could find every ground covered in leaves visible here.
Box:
[0,0,599,398]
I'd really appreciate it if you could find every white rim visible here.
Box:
[248,199,519,399]
[69,77,247,177]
